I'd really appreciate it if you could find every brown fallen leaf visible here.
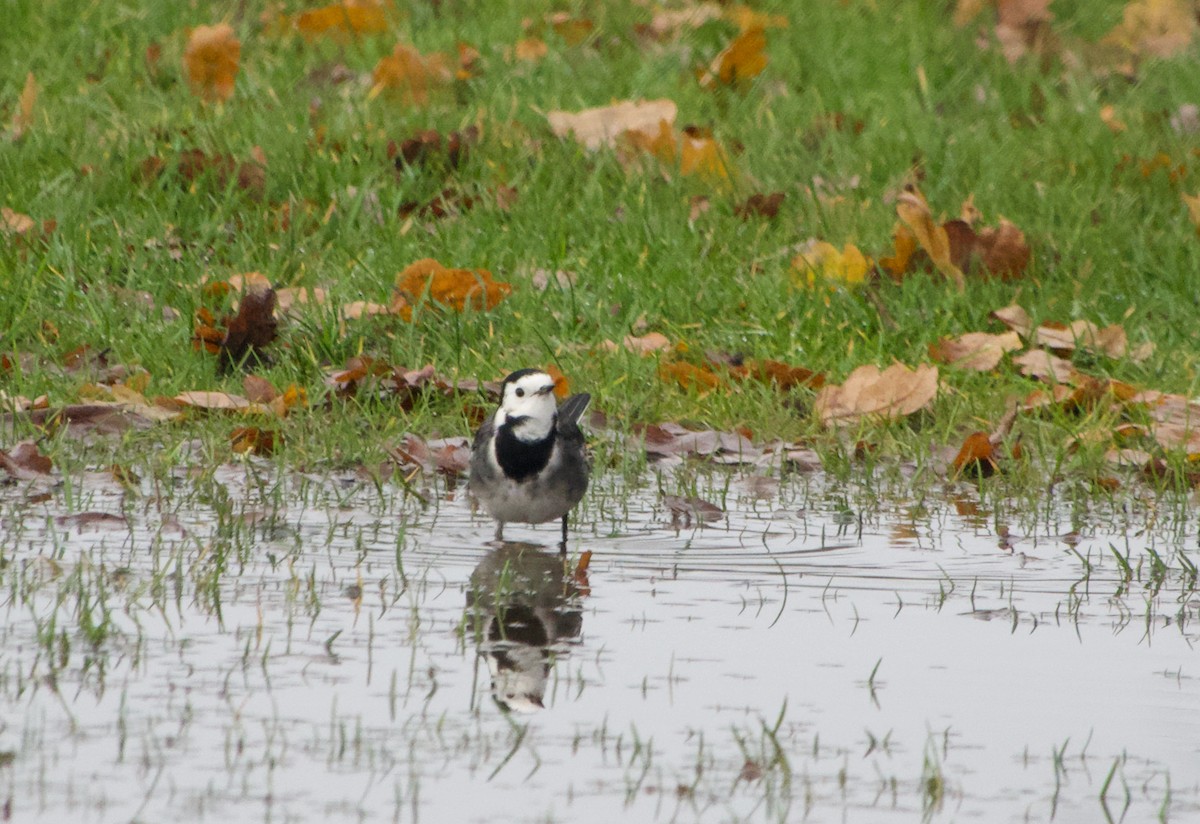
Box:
[733,191,785,219]
[0,440,53,479]
[991,304,1034,337]
[814,363,939,425]
[1011,349,1076,383]
[175,391,253,410]
[231,426,279,456]
[184,23,241,102]
[243,374,277,403]
[604,332,672,356]
[929,330,1022,371]
[663,494,724,524]
[218,287,279,372]
[54,512,129,530]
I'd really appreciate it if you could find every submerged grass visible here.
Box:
[0,0,1198,497]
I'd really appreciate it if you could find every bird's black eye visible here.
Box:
[515,388,525,398]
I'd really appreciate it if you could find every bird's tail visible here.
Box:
[557,393,591,425]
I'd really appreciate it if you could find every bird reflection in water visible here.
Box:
[466,543,590,713]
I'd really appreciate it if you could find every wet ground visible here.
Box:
[1,463,1198,823]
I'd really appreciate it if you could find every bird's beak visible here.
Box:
[536,384,555,396]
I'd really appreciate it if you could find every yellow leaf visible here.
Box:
[895,188,964,289]
[792,240,872,288]
[699,27,767,88]
[393,258,511,314]
[184,23,241,102]
[1102,0,1197,58]
[679,132,729,180]
[8,72,36,141]
[1184,192,1200,236]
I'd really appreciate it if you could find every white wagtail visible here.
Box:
[468,369,590,546]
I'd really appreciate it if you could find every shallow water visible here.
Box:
[1,464,1198,823]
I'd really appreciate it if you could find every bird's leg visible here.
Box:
[559,515,568,555]
[495,521,505,542]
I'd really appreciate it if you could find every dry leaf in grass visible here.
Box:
[1183,192,1200,236]
[659,361,722,392]
[1035,320,1127,358]
[0,441,53,479]
[895,187,964,289]
[370,43,452,104]
[731,359,825,390]
[1102,0,1197,59]
[393,258,511,314]
[1129,390,1200,453]
[7,72,36,141]
[547,99,677,151]
[643,3,724,38]
[184,23,241,102]
[290,0,388,39]
[514,36,549,62]
[1,206,35,235]
[243,374,277,403]
[698,27,768,88]
[1011,349,1076,383]
[734,192,785,219]
[791,240,872,288]
[991,304,1034,337]
[814,362,939,425]
[528,268,578,291]
[605,331,671,355]
[175,391,253,410]
[929,331,1022,371]
[141,148,266,199]
[230,426,279,455]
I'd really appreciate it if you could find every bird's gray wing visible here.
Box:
[471,416,496,451]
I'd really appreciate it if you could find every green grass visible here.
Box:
[2,0,1200,486]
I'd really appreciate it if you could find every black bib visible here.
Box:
[495,420,554,482]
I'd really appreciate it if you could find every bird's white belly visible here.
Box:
[477,476,569,524]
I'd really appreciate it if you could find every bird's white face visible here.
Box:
[496,371,557,442]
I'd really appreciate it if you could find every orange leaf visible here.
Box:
[953,431,999,477]
[1184,192,1200,236]
[370,43,451,104]
[699,27,767,88]
[879,223,918,278]
[545,364,570,399]
[679,131,730,180]
[184,23,241,102]
[231,426,279,456]
[293,0,387,39]
[659,362,722,392]
[394,258,511,313]
[738,359,824,390]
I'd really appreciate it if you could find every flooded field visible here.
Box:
[1,462,1198,823]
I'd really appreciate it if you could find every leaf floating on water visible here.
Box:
[0,440,53,479]
[662,494,724,523]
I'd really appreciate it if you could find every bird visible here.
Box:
[468,368,590,548]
